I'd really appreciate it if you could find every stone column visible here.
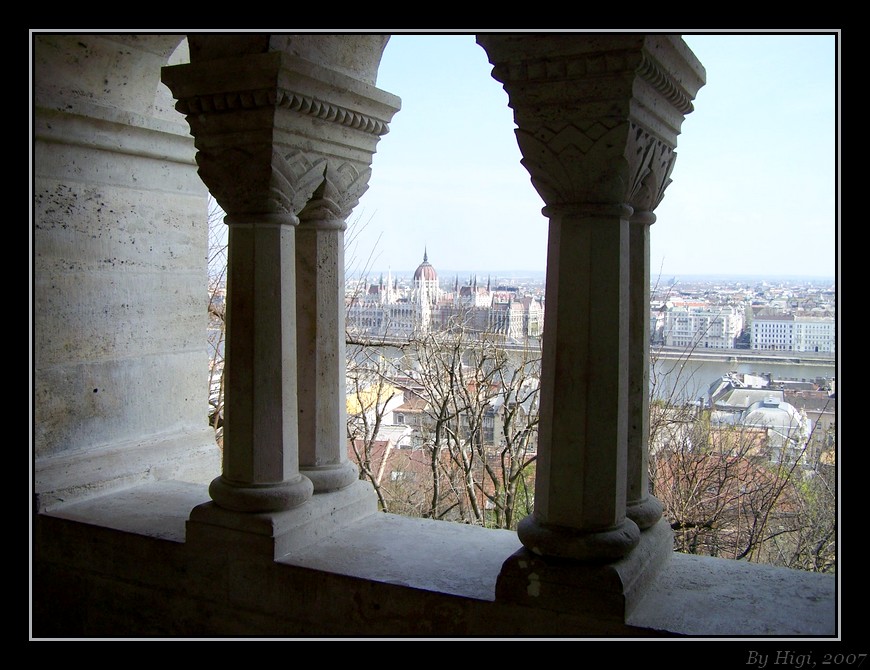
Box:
[211,211,313,512]
[477,34,705,565]
[528,201,638,560]
[626,209,663,529]
[296,172,359,492]
[162,40,399,531]
[162,52,317,513]
[624,122,686,529]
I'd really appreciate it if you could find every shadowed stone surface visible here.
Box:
[39,482,837,637]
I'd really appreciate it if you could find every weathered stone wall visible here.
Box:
[33,34,220,509]
[31,483,836,637]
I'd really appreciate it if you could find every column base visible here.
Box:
[497,517,674,622]
[186,479,378,559]
[301,461,359,493]
[209,473,314,513]
[626,494,664,530]
[517,514,640,562]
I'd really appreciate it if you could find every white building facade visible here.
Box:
[751,314,836,353]
[662,302,744,349]
[347,252,544,341]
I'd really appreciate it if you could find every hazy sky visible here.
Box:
[349,32,838,280]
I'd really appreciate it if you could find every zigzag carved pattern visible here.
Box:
[536,119,620,155]
[516,119,679,210]
[627,123,677,212]
[331,162,371,216]
[282,151,330,215]
[195,145,292,218]
[196,145,373,221]
[299,162,372,221]
[493,50,635,85]
[281,151,373,221]
[646,146,676,212]
[194,146,331,219]
[516,120,631,205]
[175,89,390,137]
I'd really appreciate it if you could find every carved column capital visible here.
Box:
[298,162,372,227]
[161,50,400,221]
[626,124,677,215]
[477,34,705,212]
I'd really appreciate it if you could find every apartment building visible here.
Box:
[662,302,744,349]
[751,313,836,352]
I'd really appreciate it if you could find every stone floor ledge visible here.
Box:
[34,481,838,638]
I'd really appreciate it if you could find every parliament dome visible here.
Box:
[413,249,438,281]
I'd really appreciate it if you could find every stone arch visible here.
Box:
[184,33,389,85]
[34,34,190,121]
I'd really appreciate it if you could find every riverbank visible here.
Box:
[652,345,836,367]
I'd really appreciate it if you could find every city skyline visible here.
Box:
[345,262,836,285]
[350,31,839,280]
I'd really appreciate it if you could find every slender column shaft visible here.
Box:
[296,216,358,492]
[518,204,640,560]
[477,32,705,567]
[626,211,663,529]
[209,214,313,512]
[161,42,399,515]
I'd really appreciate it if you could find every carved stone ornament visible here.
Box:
[193,145,306,223]
[515,118,633,206]
[161,50,400,222]
[626,123,677,214]
[509,101,678,211]
[476,34,704,213]
[298,161,372,225]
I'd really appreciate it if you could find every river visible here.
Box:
[347,339,836,405]
[650,347,836,403]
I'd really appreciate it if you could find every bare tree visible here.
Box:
[651,417,806,561]
[206,196,227,449]
[647,346,836,571]
[771,453,836,572]
[345,343,401,512]
[363,324,540,528]
[480,338,539,529]
[646,270,836,573]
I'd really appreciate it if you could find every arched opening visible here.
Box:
[354,34,547,278]
[343,34,548,526]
